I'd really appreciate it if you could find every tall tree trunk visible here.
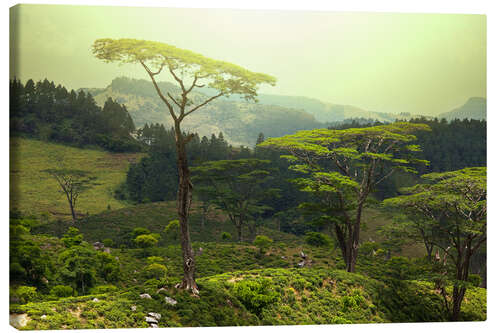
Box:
[346,202,363,273]
[174,123,198,294]
[451,248,472,321]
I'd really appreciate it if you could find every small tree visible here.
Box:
[253,235,273,254]
[134,234,159,257]
[383,167,486,321]
[44,168,97,222]
[164,220,180,242]
[58,245,97,295]
[93,38,276,293]
[192,159,279,242]
[259,122,430,272]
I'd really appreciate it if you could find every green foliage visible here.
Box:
[146,256,164,265]
[232,279,279,316]
[92,38,276,102]
[57,245,97,294]
[145,263,168,279]
[192,159,279,241]
[164,220,180,241]
[221,232,232,241]
[50,285,75,298]
[304,232,333,247]
[131,227,150,239]
[16,286,38,304]
[61,227,84,247]
[253,235,273,254]
[134,234,159,249]
[10,78,140,152]
[95,252,121,282]
[468,274,482,288]
[89,285,118,294]
[102,238,114,247]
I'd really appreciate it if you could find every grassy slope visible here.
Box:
[12,267,486,330]
[34,201,301,245]
[10,137,143,219]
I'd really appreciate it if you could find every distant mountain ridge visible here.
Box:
[82,77,443,146]
[82,77,323,147]
[438,97,486,121]
[196,86,401,123]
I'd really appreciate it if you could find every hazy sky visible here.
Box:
[10,4,486,116]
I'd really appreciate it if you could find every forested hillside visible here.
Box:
[10,79,141,152]
[10,79,487,328]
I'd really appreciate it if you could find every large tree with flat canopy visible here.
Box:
[92,38,276,293]
[259,122,430,272]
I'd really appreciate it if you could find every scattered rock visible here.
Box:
[281,256,287,260]
[92,298,99,302]
[150,323,159,328]
[131,305,137,311]
[145,316,158,324]
[148,312,161,321]
[41,314,47,320]
[93,242,104,250]
[165,296,177,305]
[133,279,137,283]
[103,247,111,254]
[41,277,49,284]
[140,293,152,299]
[157,287,168,294]
[300,251,307,259]
[134,270,139,274]
[298,261,306,268]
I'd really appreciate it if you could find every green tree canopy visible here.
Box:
[93,38,276,293]
[192,159,279,242]
[383,167,486,320]
[259,122,430,272]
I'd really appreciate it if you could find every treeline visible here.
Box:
[329,117,486,174]
[10,78,141,152]
[118,125,308,233]
[409,117,486,173]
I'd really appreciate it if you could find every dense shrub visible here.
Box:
[221,232,232,241]
[16,286,38,304]
[145,263,168,279]
[253,235,273,254]
[232,279,279,316]
[304,232,333,247]
[50,285,75,298]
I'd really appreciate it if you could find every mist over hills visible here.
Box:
[83,77,485,147]
[83,77,402,146]
[438,97,486,121]
[83,77,323,147]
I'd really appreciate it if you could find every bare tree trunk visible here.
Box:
[174,123,198,294]
[69,201,76,222]
[237,221,243,242]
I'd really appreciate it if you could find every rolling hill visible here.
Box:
[438,97,486,121]
[10,137,143,219]
[83,77,323,147]
[83,77,408,147]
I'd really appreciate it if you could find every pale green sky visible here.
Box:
[10,4,486,116]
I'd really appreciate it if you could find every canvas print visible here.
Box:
[9,4,486,330]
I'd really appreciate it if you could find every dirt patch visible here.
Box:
[228,277,243,283]
[10,313,29,328]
